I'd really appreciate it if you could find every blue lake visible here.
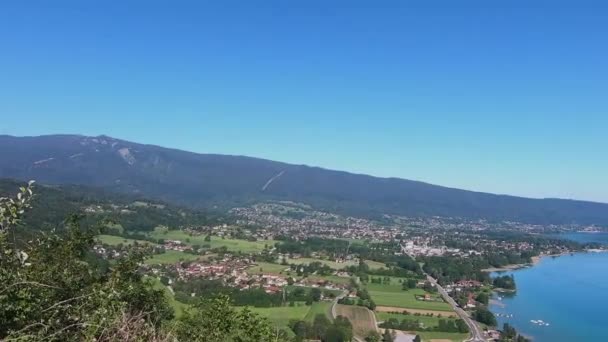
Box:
[549,232,608,245]
[490,251,608,341]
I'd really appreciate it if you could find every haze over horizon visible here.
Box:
[1,1,607,202]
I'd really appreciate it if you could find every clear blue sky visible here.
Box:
[1,1,607,202]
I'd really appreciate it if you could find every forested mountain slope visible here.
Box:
[1,134,607,225]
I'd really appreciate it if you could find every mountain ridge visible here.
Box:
[1,134,607,225]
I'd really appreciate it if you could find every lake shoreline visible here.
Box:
[481,249,607,273]
[488,249,608,342]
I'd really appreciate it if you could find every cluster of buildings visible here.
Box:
[92,245,123,259]
[401,239,463,257]
[164,254,346,295]
[163,240,192,252]
[230,202,406,243]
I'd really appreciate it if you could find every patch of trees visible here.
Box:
[493,275,516,290]
[476,292,490,305]
[346,255,422,282]
[421,256,491,285]
[499,323,530,342]
[473,307,497,326]
[379,317,469,333]
[338,280,376,310]
[365,329,395,342]
[289,260,333,276]
[177,295,291,341]
[403,278,418,290]
[485,251,535,268]
[337,296,376,310]
[289,314,353,342]
[0,179,224,235]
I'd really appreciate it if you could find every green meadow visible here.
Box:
[247,262,291,275]
[366,277,452,311]
[247,302,331,331]
[416,331,469,342]
[146,230,276,253]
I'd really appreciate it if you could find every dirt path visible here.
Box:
[335,304,377,340]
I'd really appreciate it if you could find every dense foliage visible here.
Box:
[175,295,287,342]
[493,275,517,290]
[472,307,497,326]
[421,256,491,284]
[0,183,285,341]
[499,323,530,342]
[288,314,353,342]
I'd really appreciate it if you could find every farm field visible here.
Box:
[370,290,452,311]
[249,304,310,329]
[365,276,417,292]
[285,285,343,298]
[144,250,201,265]
[366,278,452,312]
[248,302,331,331]
[146,230,277,253]
[416,331,469,342]
[304,301,332,321]
[365,260,388,270]
[335,304,377,338]
[375,312,458,329]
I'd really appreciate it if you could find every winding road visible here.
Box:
[425,275,486,342]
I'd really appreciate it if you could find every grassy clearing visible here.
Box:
[247,302,330,332]
[146,230,276,253]
[97,234,154,246]
[285,285,343,298]
[365,278,452,312]
[365,260,388,270]
[249,304,310,328]
[307,275,353,285]
[375,312,457,329]
[144,250,201,265]
[369,289,451,311]
[366,276,415,292]
[247,262,290,275]
[417,331,468,342]
[304,302,331,321]
[335,304,377,338]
